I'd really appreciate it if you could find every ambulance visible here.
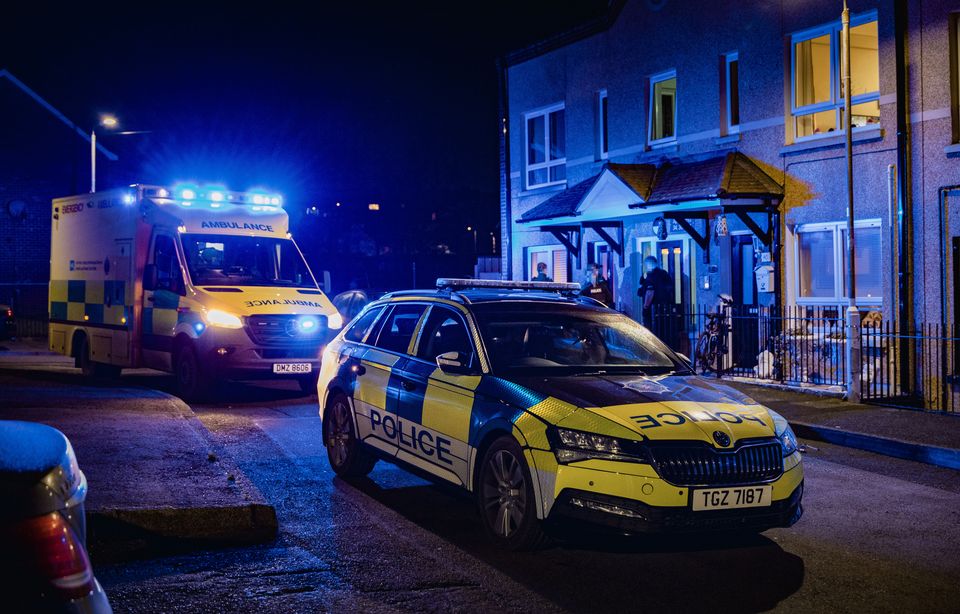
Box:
[48,184,341,400]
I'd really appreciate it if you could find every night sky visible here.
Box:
[5,2,608,253]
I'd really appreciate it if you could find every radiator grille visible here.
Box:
[650,441,783,487]
[245,314,327,346]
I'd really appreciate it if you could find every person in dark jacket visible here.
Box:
[580,263,613,307]
[638,256,674,329]
[531,262,553,282]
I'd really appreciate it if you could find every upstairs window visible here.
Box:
[525,104,566,189]
[597,89,609,159]
[791,13,879,139]
[723,52,740,134]
[649,70,677,145]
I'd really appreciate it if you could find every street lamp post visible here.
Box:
[842,1,862,401]
[90,114,150,193]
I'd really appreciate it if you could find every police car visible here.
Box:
[316,279,803,550]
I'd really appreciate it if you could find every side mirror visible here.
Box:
[436,351,474,376]
[143,264,158,291]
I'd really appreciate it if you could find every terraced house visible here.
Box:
[498,0,960,407]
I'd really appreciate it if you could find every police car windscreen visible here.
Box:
[472,303,678,374]
[181,234,316,288]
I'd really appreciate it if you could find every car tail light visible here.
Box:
[4,309,11,318]
[12,512,95,600]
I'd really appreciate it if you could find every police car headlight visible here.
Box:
[205,309,243,329]
[550,427,650,464]
[770,410,799,457]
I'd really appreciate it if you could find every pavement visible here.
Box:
[725,382,960,470]
[0,339,277,559]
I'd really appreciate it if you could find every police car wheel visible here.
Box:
[477,436,548,551]
[325,393,376,478]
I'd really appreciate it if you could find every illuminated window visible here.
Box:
[791,13,879,140]
[525,104,566,189]
[527,245,568,282]
[723,52,740,134]
[597,89,609,159]
[649,70,677,144]
[795,220,882,305]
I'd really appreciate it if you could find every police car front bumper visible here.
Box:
[550,481,803,533]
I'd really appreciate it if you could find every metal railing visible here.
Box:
[650,304,847,387]
[10,314,48,339]
[860,322,959,413]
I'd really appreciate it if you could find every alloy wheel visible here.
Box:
[327,399,352,468]
[481,449,527,538]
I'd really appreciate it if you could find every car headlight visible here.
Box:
[550,427,650,464]
[327,312,343,330]
[770,410,799,457]
[205,309,243,329]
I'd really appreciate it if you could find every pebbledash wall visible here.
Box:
[499,0,960,328]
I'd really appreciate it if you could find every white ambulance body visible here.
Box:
[49,185,341,399]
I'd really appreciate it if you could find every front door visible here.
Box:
[654,239,688,353]
[730,235,759,370]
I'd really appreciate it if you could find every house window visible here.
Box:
[723,52,740,134]
[795,220,882,304]
[527,245,568,282]
[597,89,609,159]
[791,13,879,139]
[525,104,566,189]
[649,70,677,145]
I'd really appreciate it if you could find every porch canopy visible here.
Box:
[517,152,784,266]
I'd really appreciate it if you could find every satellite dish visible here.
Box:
[7,200,26,219]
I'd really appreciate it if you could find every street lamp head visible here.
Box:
[99,114,119,129]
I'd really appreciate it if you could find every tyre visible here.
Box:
[77,335,120,378]
[298,375,317,395]
[324,393,376,478]
[476,435,549,551]
[173,343,211,402]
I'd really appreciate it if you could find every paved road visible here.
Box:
[4,366,957,613]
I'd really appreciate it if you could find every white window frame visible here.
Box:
[648,69,678,147]
[524,103,566,190]
[789,11,880,142]
[723,52,740,135]
[527,245,568,282]
[793,219,882,306]
[597,89,609,160]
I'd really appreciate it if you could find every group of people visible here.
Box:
[532,256,673,327]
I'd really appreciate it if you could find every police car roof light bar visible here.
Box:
[436,278,582,293]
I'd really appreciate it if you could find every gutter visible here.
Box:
[497,56,513,280]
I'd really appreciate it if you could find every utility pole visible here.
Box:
[842,0,862,401]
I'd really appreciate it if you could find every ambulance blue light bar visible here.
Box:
[436,278,581,293]
[143,185,284,207]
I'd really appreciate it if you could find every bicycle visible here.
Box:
[695,295,734,375]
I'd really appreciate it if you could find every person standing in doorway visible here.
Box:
[532,262,553,282]
[580,263,613,307]
[639,255,673,329]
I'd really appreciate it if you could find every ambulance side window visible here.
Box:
[153,235,183,294]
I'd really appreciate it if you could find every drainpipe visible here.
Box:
[497,57,513,280]
[894,0,913,390]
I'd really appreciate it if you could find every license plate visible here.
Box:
[272,363,312,374]
[692,485,772,511]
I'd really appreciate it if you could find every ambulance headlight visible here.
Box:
[549,427,650,464]
[770,410,799,457]
[296,316,319,334]
[205,309,243,329]
[328,312,343,330]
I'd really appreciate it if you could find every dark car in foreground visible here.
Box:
[0,421,111,612]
